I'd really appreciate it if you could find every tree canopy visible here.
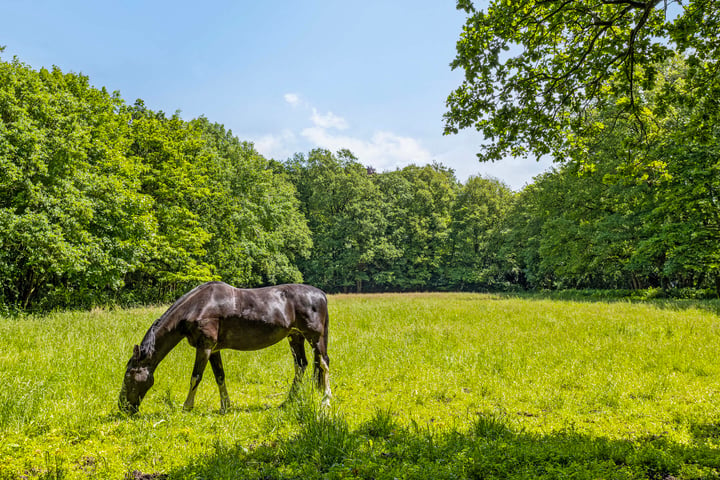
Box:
[444,0,720,163]
[0,56,310,310]
[1,48,718,311]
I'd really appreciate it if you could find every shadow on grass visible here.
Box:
[690,422,720,443]
[494,290,720,316]
[170,408,720,480]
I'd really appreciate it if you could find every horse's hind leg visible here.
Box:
[183,347,210,412]
[312,338,331,406]
[288,333,308,399]
[209,351,231,413]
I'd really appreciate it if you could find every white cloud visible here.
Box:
[433,130,554,190]
[251,94,552,188]
[301,126,432,171]
[284,93,301,107]
[310,108,348,130]
[255,93,454,176]
[253,129,298,160]
[270,95,433,170]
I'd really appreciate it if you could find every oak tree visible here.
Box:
[445,0,720,163]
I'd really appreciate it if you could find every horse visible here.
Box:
[118,281,331,414]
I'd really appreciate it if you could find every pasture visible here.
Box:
[1,293,720,479]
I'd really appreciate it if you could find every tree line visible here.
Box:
[0,55,310,311]
[1,53,718,312]
[278,134,719,297]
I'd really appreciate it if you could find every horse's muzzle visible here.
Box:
[118,383,139,414]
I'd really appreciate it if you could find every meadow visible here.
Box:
[1,293,719,479]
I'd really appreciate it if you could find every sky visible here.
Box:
[1,0,552,190]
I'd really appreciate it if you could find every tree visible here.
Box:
[284,149,396,293]
[445,176,514,290]
[123,102,217,299]
[445,0,720,163]
[630,59,720,294]
[494,57,720,294]
[498,165,645,291]
[0,55,314,310]
[192,118,311,287]
[579,56,720,294]
[382,164,458,290]
[0,59,158,309]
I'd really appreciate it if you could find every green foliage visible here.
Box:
[284,149,394,293]
[0,58,156,309]
[445,175,514,289]
[445,0,720,163]
[383,163,458,290]
[191,117,311,287]
[281,123,716,295]
[284,154,513,293]
[124,102,216,293]
[486,56,720,295]
[0,56,310,310]
[1,50,717,305]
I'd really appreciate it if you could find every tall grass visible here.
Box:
[0,294,719,478]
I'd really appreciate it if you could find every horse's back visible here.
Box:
[170,281,325,311]
[167,281,236,321]
[232,284,328,341]
[178,283,327,347]
[238,283,328,326]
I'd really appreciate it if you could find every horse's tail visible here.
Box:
[323,297,330,352]
[320,292,332,404]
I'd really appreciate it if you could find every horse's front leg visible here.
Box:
[209,351,231,413]
[183,347,211,411]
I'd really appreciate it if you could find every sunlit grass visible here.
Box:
[330,295,720,437]
[0,294,719,478]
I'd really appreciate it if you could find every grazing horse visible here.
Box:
[118,282,331,414]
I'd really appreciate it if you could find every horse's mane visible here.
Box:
[138,282,219,358]
[139,317,162,357]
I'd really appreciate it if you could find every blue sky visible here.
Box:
[2,0,551,189]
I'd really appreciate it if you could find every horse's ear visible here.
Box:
[132,345,140,360]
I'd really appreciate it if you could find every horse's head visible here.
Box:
[119,345,155,414]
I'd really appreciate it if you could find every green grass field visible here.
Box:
[1,293,720,479]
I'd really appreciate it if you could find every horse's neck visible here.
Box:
[143,326,184,371]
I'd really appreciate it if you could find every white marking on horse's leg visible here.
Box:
[209,351,230,413]
[319,357,331,407]
[184,347,211,412]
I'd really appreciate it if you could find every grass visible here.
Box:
[0,293,719,478]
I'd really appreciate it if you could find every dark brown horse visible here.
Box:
[118,282,331,414]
